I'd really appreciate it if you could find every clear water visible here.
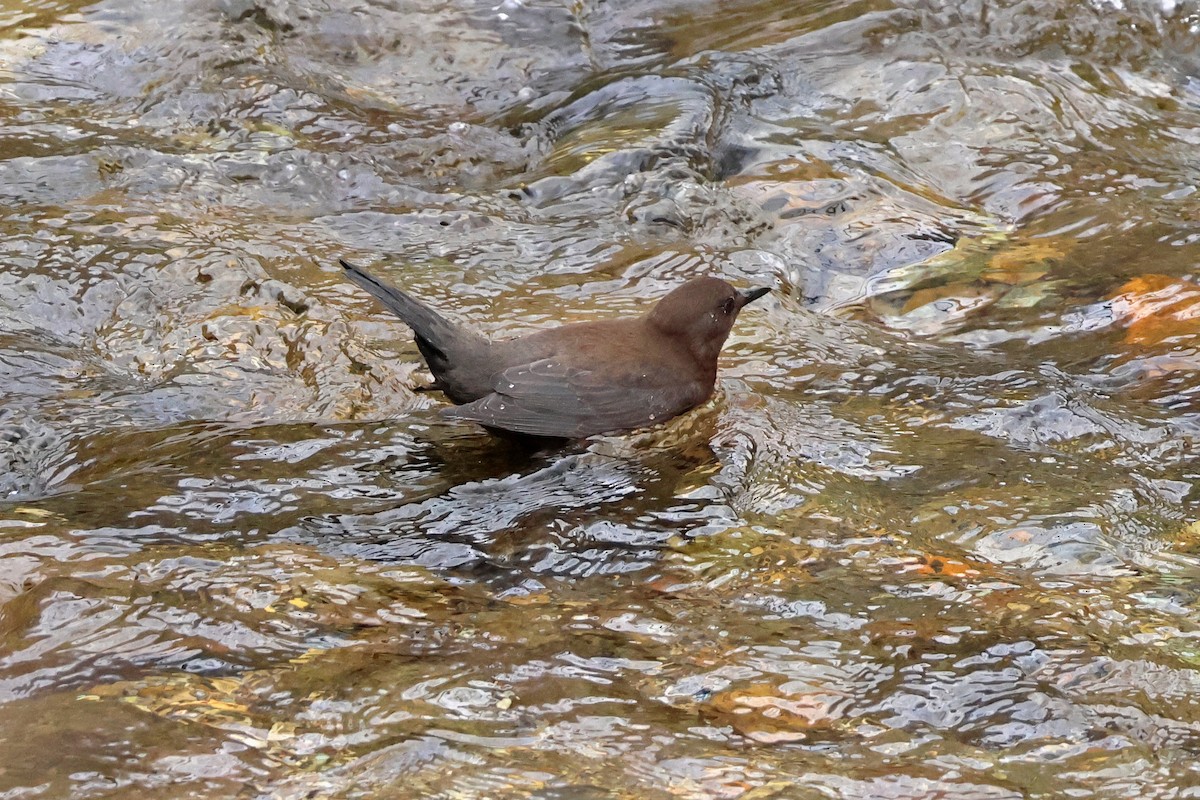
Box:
[3,0,1200,797]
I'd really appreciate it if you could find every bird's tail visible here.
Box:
[340,259,474,353]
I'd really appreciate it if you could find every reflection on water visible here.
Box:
[4,0,1200,796]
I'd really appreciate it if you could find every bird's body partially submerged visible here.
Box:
[341,260,768,439]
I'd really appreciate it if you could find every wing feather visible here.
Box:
[443,357,707,438]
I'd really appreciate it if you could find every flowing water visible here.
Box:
[3,0,1200,797]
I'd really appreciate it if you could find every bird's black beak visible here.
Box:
[739,286,771,307]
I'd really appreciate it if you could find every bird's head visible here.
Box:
[646,276,770,367]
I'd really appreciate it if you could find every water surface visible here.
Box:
[3,0,1200,797]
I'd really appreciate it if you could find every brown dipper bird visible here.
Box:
[341,260,769,438]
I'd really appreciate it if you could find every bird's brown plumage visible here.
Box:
[341,260,768,438]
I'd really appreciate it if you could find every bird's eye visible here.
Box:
[721,297,735,315]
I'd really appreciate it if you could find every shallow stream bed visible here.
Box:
[4,0,1200,797]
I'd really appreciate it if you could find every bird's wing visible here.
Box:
[443,357,707,438]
